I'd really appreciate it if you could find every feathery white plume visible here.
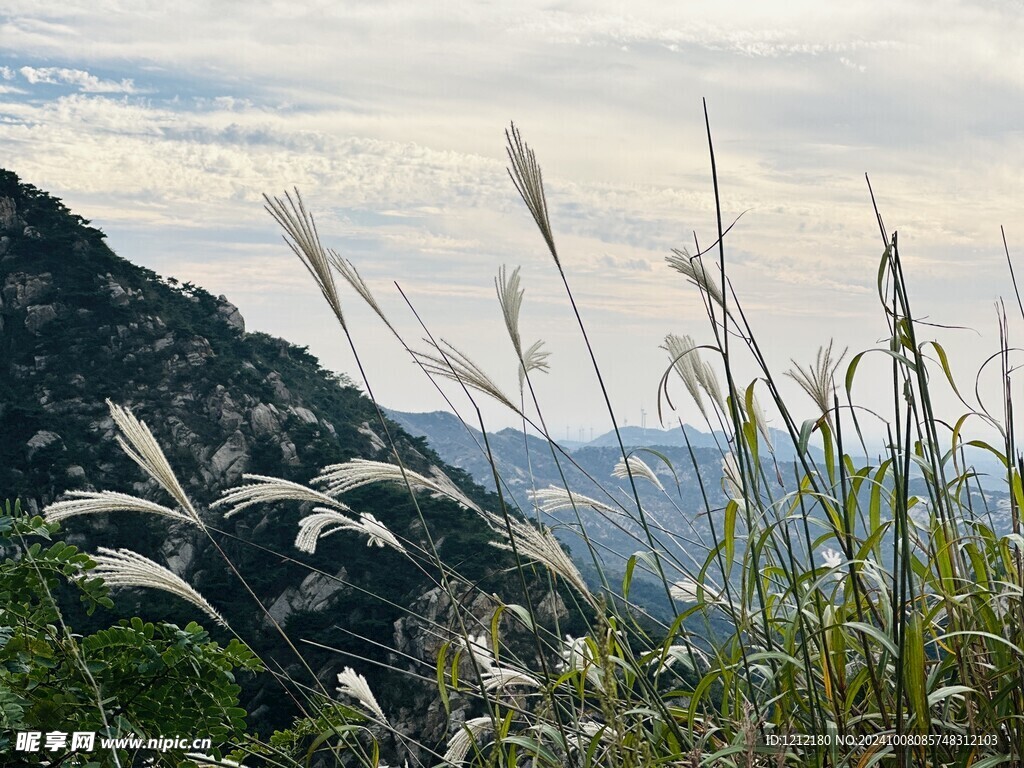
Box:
[496,265,525,357]
[496,265,550,389]
[336,667,388,724]
[567,720,610,754]
[213,474,352,519]
[463,632,496,668]
[662,334,705,417]
[185,755,246,767]
[106,400,199,523]
[722,454,744,501]
[413,340,520,413]
[612,456,665,492]
[670,578,702,603]
[665,249,727,311]
[43,491,195,526]
[506,123,559,265]
[489,515,593,605]
[481,664,542,693]
[328,251,389,327]
[750,391,771,445]
[518,339,550,389]
[785,340,847,421]
[295,510,405,554]
[90,548,226,628]
[821,548,843,570]
[314,460,482,514]
[264,190,346,328]
[528,487,620,518]
[356,512,405,552]
[443,716,492,765]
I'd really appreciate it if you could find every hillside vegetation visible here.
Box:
[4,115,1024,768]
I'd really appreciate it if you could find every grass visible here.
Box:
[36,114,1024,767]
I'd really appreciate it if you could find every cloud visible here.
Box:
[0,1,1022,428]
[18,65,138,93]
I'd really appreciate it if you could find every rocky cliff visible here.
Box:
[0,170,569,754]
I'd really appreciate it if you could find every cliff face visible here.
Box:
[0,170,556,752]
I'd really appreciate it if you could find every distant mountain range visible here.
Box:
[387,408,1015,607]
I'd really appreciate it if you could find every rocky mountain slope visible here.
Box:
[0,170,569,753]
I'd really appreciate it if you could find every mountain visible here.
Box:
[387,407,1016,607]
[387,409,741,606]
[0,170,569,755]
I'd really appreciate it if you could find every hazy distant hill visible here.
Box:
[387,408,1015,604]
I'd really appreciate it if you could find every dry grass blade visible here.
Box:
[264,189,346,328]
[505,123,558,264]
[90,547,227,628]
[43,491,196,526]
[106,400,199,523]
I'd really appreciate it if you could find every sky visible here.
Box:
[2,1,1023,441]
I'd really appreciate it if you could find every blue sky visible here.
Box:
[2,1,1022,437]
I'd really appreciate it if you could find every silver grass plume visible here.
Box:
[529,486,621,519]
[518,339,550,389]
[496,264,525,357]
[463,632,496,669]
[481,663,542,693]
[314,460,482,514]
[336,666,389,724]
[212,474,352,519]
[661,335,710,419]
[489,514,594,605]
[90,548,226,628]
[670,577,702,603]
[665,249,728,312]
[505,123,558,265]
[443,716,492,765]
[568,721,614,754]
[44,491,195,526]
[612,456,665,492]
[696,358,726,414]
[414,339,520,413]
[264,189,346,329]
[785,340,847,422]
[722,453,744,501]
[106,400,199,523]
[295,509,405,554]
[495,265,551,389]
[328,250,390,327]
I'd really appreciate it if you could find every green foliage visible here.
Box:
[0,501,262,766]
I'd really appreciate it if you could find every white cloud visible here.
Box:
[19,66,138,93]
[0,1,1021,429]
